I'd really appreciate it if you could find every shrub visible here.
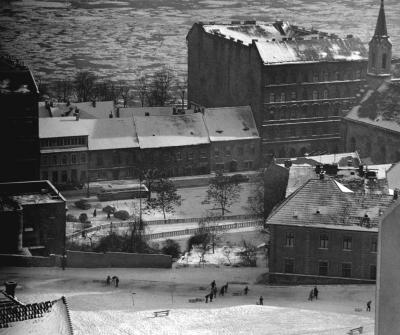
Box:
[102,205,116,214]
[161,239,181,259]
[74,199,91,210]
[114,210,130,220]
[187,232,210,252]
[79,213,88,223]
[66,214,79,222]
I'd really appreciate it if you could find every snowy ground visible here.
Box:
[0,266,375,335]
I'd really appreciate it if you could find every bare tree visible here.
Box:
[147,67,174,106]
[198,214,224,254]
[74,71,97,102]
[203,171,242,216]
[141,168,160,201]
[53,79,74,102]
[118,80,132,107]
[175,75,187,113]
[136,75,148,107]
[246,169,265,218]
[239,240,257,267]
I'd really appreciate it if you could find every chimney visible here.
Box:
[92,100,96,107]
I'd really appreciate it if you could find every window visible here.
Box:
[42,171,49,180]
[312,90,319,100]
[52,156,57,166]
[176,151,182,160]
[284,258,295,273]
[225,146,231,155]
[244,161,253,169]
[62,155,67,165]
[269,93,275,102]
[250,145,256,155]
[370,265,377,280]
[372,52,376,67]
[113,152,121,165]
[238,146,244,155]
[335,72,340,80]
[302,90,308,100]
[323,72,329,81]
[201,150,207,159]
[214,148,219,157]
[188,151,194,160]
[81,153,86,163]
[61,170,68,183]
[281,92,286,102]
[313,72,319,82]
[52,171,58,183]
[319,234,329,249]
[215,163,224,171]
[343,236,352,250]
[291,91,297,101]
[356,70,361,79]
[318,261,329,276]
[96,154,103,166]
[382,53,387,69]
[285,232,295,247]
[371,237,378,252]
[342,263,352,278]
[71,154,77,164]
[323,90,328,99]
[80,171,87,182]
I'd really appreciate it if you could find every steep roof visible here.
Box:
[203,106,259,141]
[374,0,388,37]
[134,114,209,149]
[267,177,393,231]
[345,80,400,133]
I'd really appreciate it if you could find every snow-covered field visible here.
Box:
[0,266,375,335]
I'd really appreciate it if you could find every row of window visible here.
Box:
[264,123,340,140]
[42,169,86,184]
[266,143,339,159]
[214,144,256,157]
[42,153,86,166]
[268,87,353,103]
[264,105,340,121]
[215,161,253,171]
[40,136,86,148]
[266,69,363,85]
[283,258,376,279]
[285,232,378,252]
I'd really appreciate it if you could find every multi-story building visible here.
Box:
[0,180,66,256]
[134,114,210,177]
[187,19,369,161]
[267,177,393,282]
[203,106,260,172]
[0,55,40,181]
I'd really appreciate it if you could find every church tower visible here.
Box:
[367,0,392,89]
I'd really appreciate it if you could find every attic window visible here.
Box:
[216,130,223,134]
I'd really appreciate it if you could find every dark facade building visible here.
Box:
[343,0,399,164]
[0,180,66,256]
[0,55,40,181]
[267,177,393,281]
[187,20,368,161]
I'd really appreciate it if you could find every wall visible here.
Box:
[376,200,400,335]
[344,119,400,163]
[0,254,60,267]
[210,138,260,172]
[66,250,172,268]
[269,224,378,280]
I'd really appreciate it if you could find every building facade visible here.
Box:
[267,177,393,281]
[187,21,368,161]
[0,55,40,182]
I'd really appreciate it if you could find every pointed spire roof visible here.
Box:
[374,0,388,37]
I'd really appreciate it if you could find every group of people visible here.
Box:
[308,286,319,301]
[106,275,120,287]
[205,280,229,303]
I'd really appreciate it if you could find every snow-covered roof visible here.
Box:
[203,106,259,142]
[134,114,209,149]
[201,21,367,65]
[119,107,174,118]
[39,117,89,138]
[39,101,114,119]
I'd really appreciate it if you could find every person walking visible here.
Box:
[259,296,263,305]
[244,286,249,295]
[115,276,119,287]
[211,280,216,289]
[205,294,209,303]
[106,275,111,286]
[308,289,314,301]
[209,291,213,302]
[213,286,217,299]
[107,212,111,219]
[366,300,372,312]
[61,253,67,270]
[224,282,229,293]
[93,208,97,217]
[313,286,319,300]
[219,286,225,296]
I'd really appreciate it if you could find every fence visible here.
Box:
[67,214,263,239]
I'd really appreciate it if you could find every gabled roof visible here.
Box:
[203,106,259,142]
[345,80,400,133]
[267,177,393,231]
[134,114,209,149]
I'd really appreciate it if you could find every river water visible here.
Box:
[0,0,399,82]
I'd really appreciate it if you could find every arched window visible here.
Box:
[281,92,286,102]
[372,52,376,68]
[269,109,275,120]
[269,92,275,102]
[323,90,328,99]
[312,90,319,100]
[323,72,329,81]
[313,72,319,82]
[382,53,387,69]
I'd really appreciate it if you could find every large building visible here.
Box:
[0,55,40,182]
[267,177,393,282]
[0,180,66,256]
[187,19,369,161]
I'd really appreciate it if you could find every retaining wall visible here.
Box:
[66,250,171,268]
[0,254,61,267]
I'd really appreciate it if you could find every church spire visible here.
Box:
[374,0,388,37]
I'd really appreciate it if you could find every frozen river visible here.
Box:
[1,0,399,82]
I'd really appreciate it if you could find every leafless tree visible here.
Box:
[136,75,148,107]
[246,169,265,218]
[175,75,187,112]
[147,67,174,106]
[198,214,224,254]
[74,71,97,102]
[53,79,74,102]
[118,80,132,107]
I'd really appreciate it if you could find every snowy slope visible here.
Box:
[71,305,373,335]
